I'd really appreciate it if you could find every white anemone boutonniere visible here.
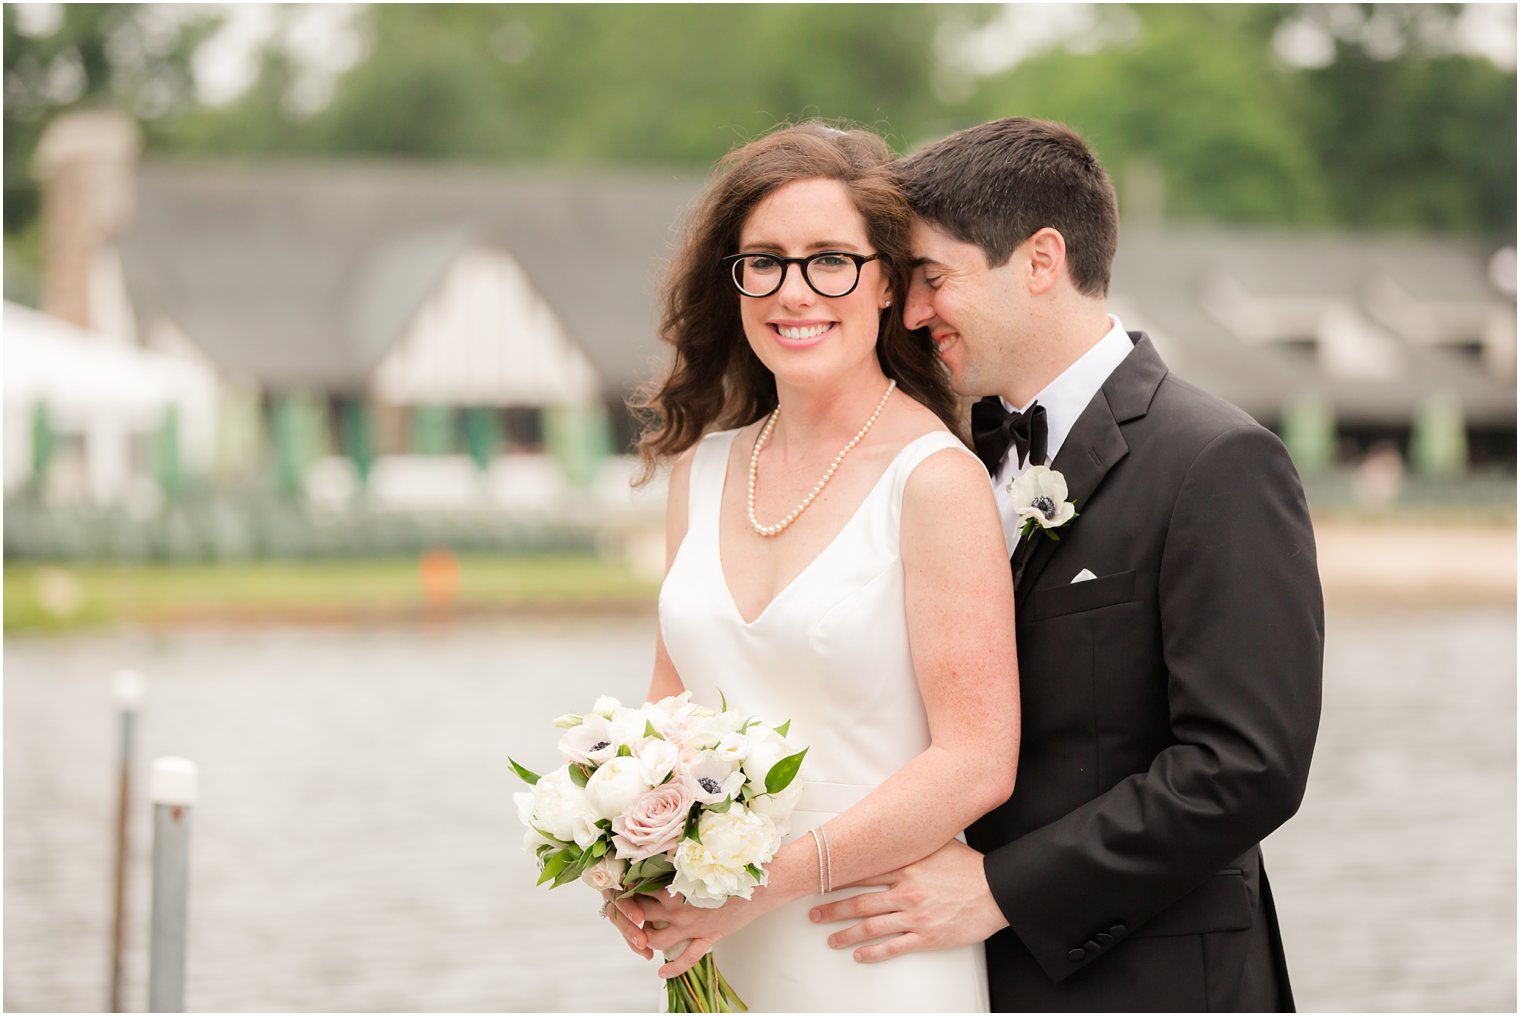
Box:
[1008,465,1078,541]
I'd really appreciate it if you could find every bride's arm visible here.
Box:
[639,446,1020,976]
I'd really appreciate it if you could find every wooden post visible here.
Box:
[108,670,144,1012]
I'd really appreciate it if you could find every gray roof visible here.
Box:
[119,162,1514,426]
[120,159,702,393]
[1113,226,1515,426]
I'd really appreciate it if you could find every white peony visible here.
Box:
[635,738,679,787]
[746,781,803,837]
[608,706,655,752]
[669,807,781,908]
[518,767,599,848]
[583,755,653,821]
[558,714,619,766]
[580,853,628,892]
[740,729,796,790]
[682,711,747,752]
[681,750,746,805]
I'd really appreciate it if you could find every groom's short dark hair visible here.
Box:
[895,117,1118,297]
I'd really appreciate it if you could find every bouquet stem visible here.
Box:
[664,953,746,1012]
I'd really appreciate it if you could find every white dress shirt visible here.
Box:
[992,315,1135,554]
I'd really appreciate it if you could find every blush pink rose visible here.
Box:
[611,781,695,861]
[659,713,700,749]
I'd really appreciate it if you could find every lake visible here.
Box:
[4,607,1514,1011]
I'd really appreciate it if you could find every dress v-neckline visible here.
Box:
[715,431,942,627]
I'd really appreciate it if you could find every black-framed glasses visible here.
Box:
[722,251,883,298]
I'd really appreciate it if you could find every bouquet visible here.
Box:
[511,691,807,1013]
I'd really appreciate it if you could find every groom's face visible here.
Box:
[903,219,1027,399]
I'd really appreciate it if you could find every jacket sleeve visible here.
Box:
[984,423,1324,983]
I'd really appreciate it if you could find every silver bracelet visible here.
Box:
[808,828,827,895]
[818,824,834,893]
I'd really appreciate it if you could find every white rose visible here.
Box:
[584,755,653,821]
[740,730,794,789]
[668,807,780,908]
[591,695,622,718]
[636,738,679,787]
[521,768,599,848]
[580,854,628,892]
[681,750,746,805]
[558,715,618,766]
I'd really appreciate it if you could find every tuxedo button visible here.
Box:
[1096,933,1113,945]
[1109,924,1127,937]
[1084,939,1100,953]
[1067,949,1085,962]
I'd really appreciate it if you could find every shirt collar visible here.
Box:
[1002,314,1133,466]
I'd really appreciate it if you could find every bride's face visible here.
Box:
[733,177,891,392]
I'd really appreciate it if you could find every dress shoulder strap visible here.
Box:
[876,431,982,542]
[684,428,742,536]
[888,431,980,496]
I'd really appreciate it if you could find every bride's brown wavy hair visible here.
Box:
[630,120,962,483]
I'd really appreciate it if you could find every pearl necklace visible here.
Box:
[747,378,896,538]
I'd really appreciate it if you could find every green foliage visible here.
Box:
[508,757,542,785]
[1,3,1511,244]
[764,748,808,796]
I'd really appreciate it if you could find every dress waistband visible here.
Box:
[794,780,873,816]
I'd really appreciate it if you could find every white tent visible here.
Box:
[3,301,219,503]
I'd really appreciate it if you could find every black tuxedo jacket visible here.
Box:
[970,334,1323,1012]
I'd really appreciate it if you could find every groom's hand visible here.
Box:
[808,839,1009,963]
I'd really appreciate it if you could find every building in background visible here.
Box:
[9,109,1515,515]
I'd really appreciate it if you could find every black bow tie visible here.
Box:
[971,397,1048,474]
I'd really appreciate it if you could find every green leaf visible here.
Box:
[567,763,591,787]
[764,748,808,795]
[508,757,542,786]
[745,863,765,881]
[775,720,791,738]
[537,848,572,885]
[617,744,633,757]
[705,796,732,813]
[683,803,702,843]
[591,839,609,858]
[644,719,665,740]
[719,688,728,713]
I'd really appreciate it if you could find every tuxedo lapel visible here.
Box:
[1013,334,1168,612]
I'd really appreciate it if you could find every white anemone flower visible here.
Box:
[1008,465,1077,534]
[557,714,618,766]
[682,750,746,805]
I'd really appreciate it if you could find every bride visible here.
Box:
[609,121,1018,1012]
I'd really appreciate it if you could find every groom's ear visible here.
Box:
[1024,227,1068,296]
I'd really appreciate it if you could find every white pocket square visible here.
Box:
[1070,568,1097,584]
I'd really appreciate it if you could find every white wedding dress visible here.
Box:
[658,427,991,1013]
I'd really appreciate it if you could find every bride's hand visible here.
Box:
[639,889,765,979]
[602,889,654,961]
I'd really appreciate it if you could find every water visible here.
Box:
[4,608,1514,1012]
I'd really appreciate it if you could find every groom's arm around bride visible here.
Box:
[814,117,1324,1012]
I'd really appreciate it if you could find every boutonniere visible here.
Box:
[1008,465,1078,541]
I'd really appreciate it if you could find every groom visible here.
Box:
[811,117,1324,1011]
